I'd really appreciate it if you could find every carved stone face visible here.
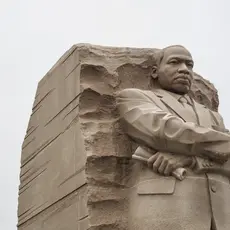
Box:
[156,46,194,95]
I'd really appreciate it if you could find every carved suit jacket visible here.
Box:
[116,88,230,163]
[116,88,230,230]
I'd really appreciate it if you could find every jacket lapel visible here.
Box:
[193,100,213,127]
[153,89,193,122]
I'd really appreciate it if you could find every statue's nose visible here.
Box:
[178,63,189,74]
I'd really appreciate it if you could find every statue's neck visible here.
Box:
[150,84,186,96]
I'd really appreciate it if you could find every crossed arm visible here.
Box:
[116,88,230,164]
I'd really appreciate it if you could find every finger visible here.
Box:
[161,156,192,176]
[152,156,163,173]
[164,160,174,176]
[158,159,168,174]
[173,157,192,170]
[147,153,159,168]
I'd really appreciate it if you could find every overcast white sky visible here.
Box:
[1,0,230,229]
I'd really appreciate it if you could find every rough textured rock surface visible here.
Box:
[18,44,219,230]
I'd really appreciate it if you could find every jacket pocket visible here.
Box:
[137,177,176,195]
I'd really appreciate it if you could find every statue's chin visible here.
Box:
[157,81,190,95]
[170,84,190,95]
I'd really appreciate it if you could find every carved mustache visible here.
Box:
[174,75,192,84]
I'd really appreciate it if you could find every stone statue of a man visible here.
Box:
[117,45,230,230]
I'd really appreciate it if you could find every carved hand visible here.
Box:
[202,149,229,164]
[198,127,230,164]
[147,152,193,176]
[201,141,230,164]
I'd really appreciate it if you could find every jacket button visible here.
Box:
[211,185,217,193]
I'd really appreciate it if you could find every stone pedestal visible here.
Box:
[17,44,218,230]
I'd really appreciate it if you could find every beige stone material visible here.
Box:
[18,44,220,230]
[117,45,230,230]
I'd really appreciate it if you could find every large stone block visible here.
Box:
[18,44,219,229]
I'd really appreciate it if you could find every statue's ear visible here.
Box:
[151,65,158,79]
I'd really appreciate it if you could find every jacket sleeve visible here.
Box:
[116,88,230,157]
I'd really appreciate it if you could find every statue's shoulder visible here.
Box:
[194,99,220,115]
[193,99,224,126]
[117,89,163,104]
[209,109,224,126]
[118,88,149,93]
[117,88,154,97]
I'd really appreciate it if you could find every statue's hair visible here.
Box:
[154,45,187,67]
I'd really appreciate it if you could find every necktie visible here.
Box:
[178,96,188,104]
[178,96,198,123]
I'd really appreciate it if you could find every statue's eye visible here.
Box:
[169,59,178,64]
[187,62,194,68]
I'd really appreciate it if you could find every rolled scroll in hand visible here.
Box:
[132,146,187,181]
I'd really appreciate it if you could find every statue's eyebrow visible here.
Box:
[167,56,194,64]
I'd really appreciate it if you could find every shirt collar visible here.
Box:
[165,91,193,105]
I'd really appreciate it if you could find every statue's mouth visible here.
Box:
[174,76,191,86]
